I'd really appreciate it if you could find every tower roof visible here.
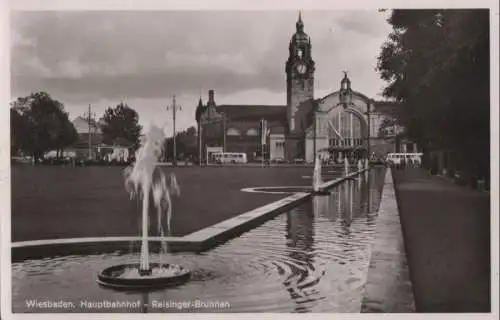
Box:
[292,11,309,44]
[296,11,304,30]
[341,71,351,87]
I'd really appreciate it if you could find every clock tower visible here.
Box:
[286,12,315,133]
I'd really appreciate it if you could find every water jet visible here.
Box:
[97,125,191,290]
[312,156,330,195]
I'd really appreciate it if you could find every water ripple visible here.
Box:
[12,169,386,313]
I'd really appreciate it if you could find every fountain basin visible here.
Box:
[97,263,191,290]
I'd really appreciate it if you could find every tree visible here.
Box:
[163,126,197,162]
[56,114,78,158]
[101,102,142,150]
[377,9,489,179]
[11,108,30,156]
[10,92,78,161]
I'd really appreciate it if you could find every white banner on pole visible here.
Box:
[261,119,267,146]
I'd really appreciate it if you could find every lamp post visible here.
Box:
[313,101,318,162]
[260,119,267,168]
[166,95,181,167]
[83,104,96,160]
[367,102,371,163]
[222,113,226,152]
[198,121,203,167]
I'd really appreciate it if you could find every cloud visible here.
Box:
[10,10,392,128]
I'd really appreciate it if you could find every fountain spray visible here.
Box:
[313,156,323,193]
[344,157,349,176]
[124,125,171,274]
[97,125,190,289]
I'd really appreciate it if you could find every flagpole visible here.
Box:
[261,119,264,168]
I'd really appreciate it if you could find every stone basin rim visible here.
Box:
[12,236,187,248]
[97,262,191,290]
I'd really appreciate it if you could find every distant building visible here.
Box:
[195,14,414,163]
[70,116,104,158]
[69,116,132,161]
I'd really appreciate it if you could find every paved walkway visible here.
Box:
[392,168,491,312]
[362,169,415,312]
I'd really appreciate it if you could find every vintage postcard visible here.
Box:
[1,1,498,319]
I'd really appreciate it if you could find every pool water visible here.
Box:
[12,168,386,313]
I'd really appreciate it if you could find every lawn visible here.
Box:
[11,165,338,242]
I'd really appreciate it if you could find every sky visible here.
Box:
[10,10,393,136]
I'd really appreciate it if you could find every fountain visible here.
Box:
[358,159,363,172]
[344,157,349,176]
[312,156,329,195]
[12,163,389,312]
[97,125,190,290]
[364,158,370,180]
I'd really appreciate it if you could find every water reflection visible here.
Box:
[280,169,385,312]
[12,168,387,313]
[283,206,316,312]
[312,171,381,225]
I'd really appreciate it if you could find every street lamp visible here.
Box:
[313,101,319,162]
[83,104,96,160]
[222,112,226,152]
[166,95,181,167]
[364,103,371,164]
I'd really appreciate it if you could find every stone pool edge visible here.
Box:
[167,168,370,252]
[360,168,416,313]
[11,169,369,260]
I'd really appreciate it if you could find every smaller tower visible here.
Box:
[206,89,217,118]
[339,72,353,107]
[207,89,215,106]
[341,71,351,90]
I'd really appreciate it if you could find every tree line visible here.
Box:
[11,92,142,163]
[377,9,489,182]
[162,126,198,162]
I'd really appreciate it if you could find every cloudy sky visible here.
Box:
[10,10,393,134]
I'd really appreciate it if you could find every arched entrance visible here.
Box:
[302,75,375,163]
[324,106,369,163]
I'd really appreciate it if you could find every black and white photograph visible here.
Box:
[1,1,498,318]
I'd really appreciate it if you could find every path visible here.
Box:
[392,168,490,312]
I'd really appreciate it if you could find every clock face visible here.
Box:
[296,64,307,74]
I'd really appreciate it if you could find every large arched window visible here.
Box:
[226,128,241,136]
[246,128,258,136]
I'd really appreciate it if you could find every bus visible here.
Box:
[385,153,423,166]
[213,152,248,164]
